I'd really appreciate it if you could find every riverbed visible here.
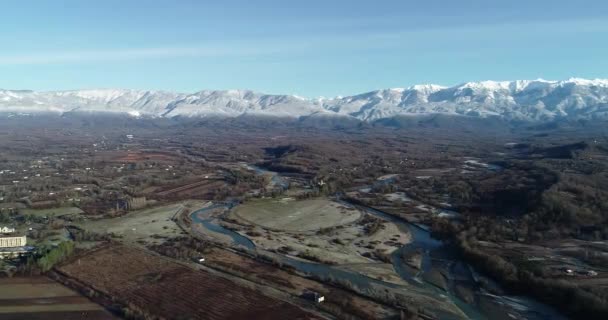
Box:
[188,166,566,320]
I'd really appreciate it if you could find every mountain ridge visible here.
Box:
[2,78,608,122]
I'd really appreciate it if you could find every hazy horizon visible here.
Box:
[1,0,607,97]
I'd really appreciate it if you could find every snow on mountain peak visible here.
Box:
[407,84,446,92]
[562,78,608,87]
[127,110,142,117]
[1,78,608,122]
[457,80,515,91]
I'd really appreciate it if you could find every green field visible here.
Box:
[78,201,204,245]
[233,198,361,232]
[21,207,84,217]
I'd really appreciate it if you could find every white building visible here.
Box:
[0,235,31,259]
[0,235,26,248]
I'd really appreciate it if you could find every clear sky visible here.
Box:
[1,0,607,97]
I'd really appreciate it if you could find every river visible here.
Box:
[188,166,566,320]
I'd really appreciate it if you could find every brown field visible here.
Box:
[156,179,225,197]
[95,150,181,163]
[0,311,114,320]
[119,152,179,163]
[0,277,116,320]
[58,245,319,320]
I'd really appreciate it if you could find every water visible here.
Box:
[190,202,396,289]
[190,200,471,319]
[188,167,566,320]
[190,203,256,250]
[244,164,289,190]
[344,201,485,319]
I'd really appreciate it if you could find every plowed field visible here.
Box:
[58,245,318,320]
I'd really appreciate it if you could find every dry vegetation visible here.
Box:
[1,115,608,319]
[0,276,116,320]
[57,245,319,320]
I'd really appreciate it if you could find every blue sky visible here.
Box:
[1,0,607,97]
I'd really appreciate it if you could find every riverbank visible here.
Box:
[227,198,411,268]
[183,199,468,319]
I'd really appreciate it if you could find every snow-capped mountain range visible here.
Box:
[2,78,608,122]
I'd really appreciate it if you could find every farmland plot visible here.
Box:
[58,245,319,320]
[0,277,115,320]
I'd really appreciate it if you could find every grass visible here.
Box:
[77,201,204,245]
[234,198,361,232]
[21,207,84,217]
